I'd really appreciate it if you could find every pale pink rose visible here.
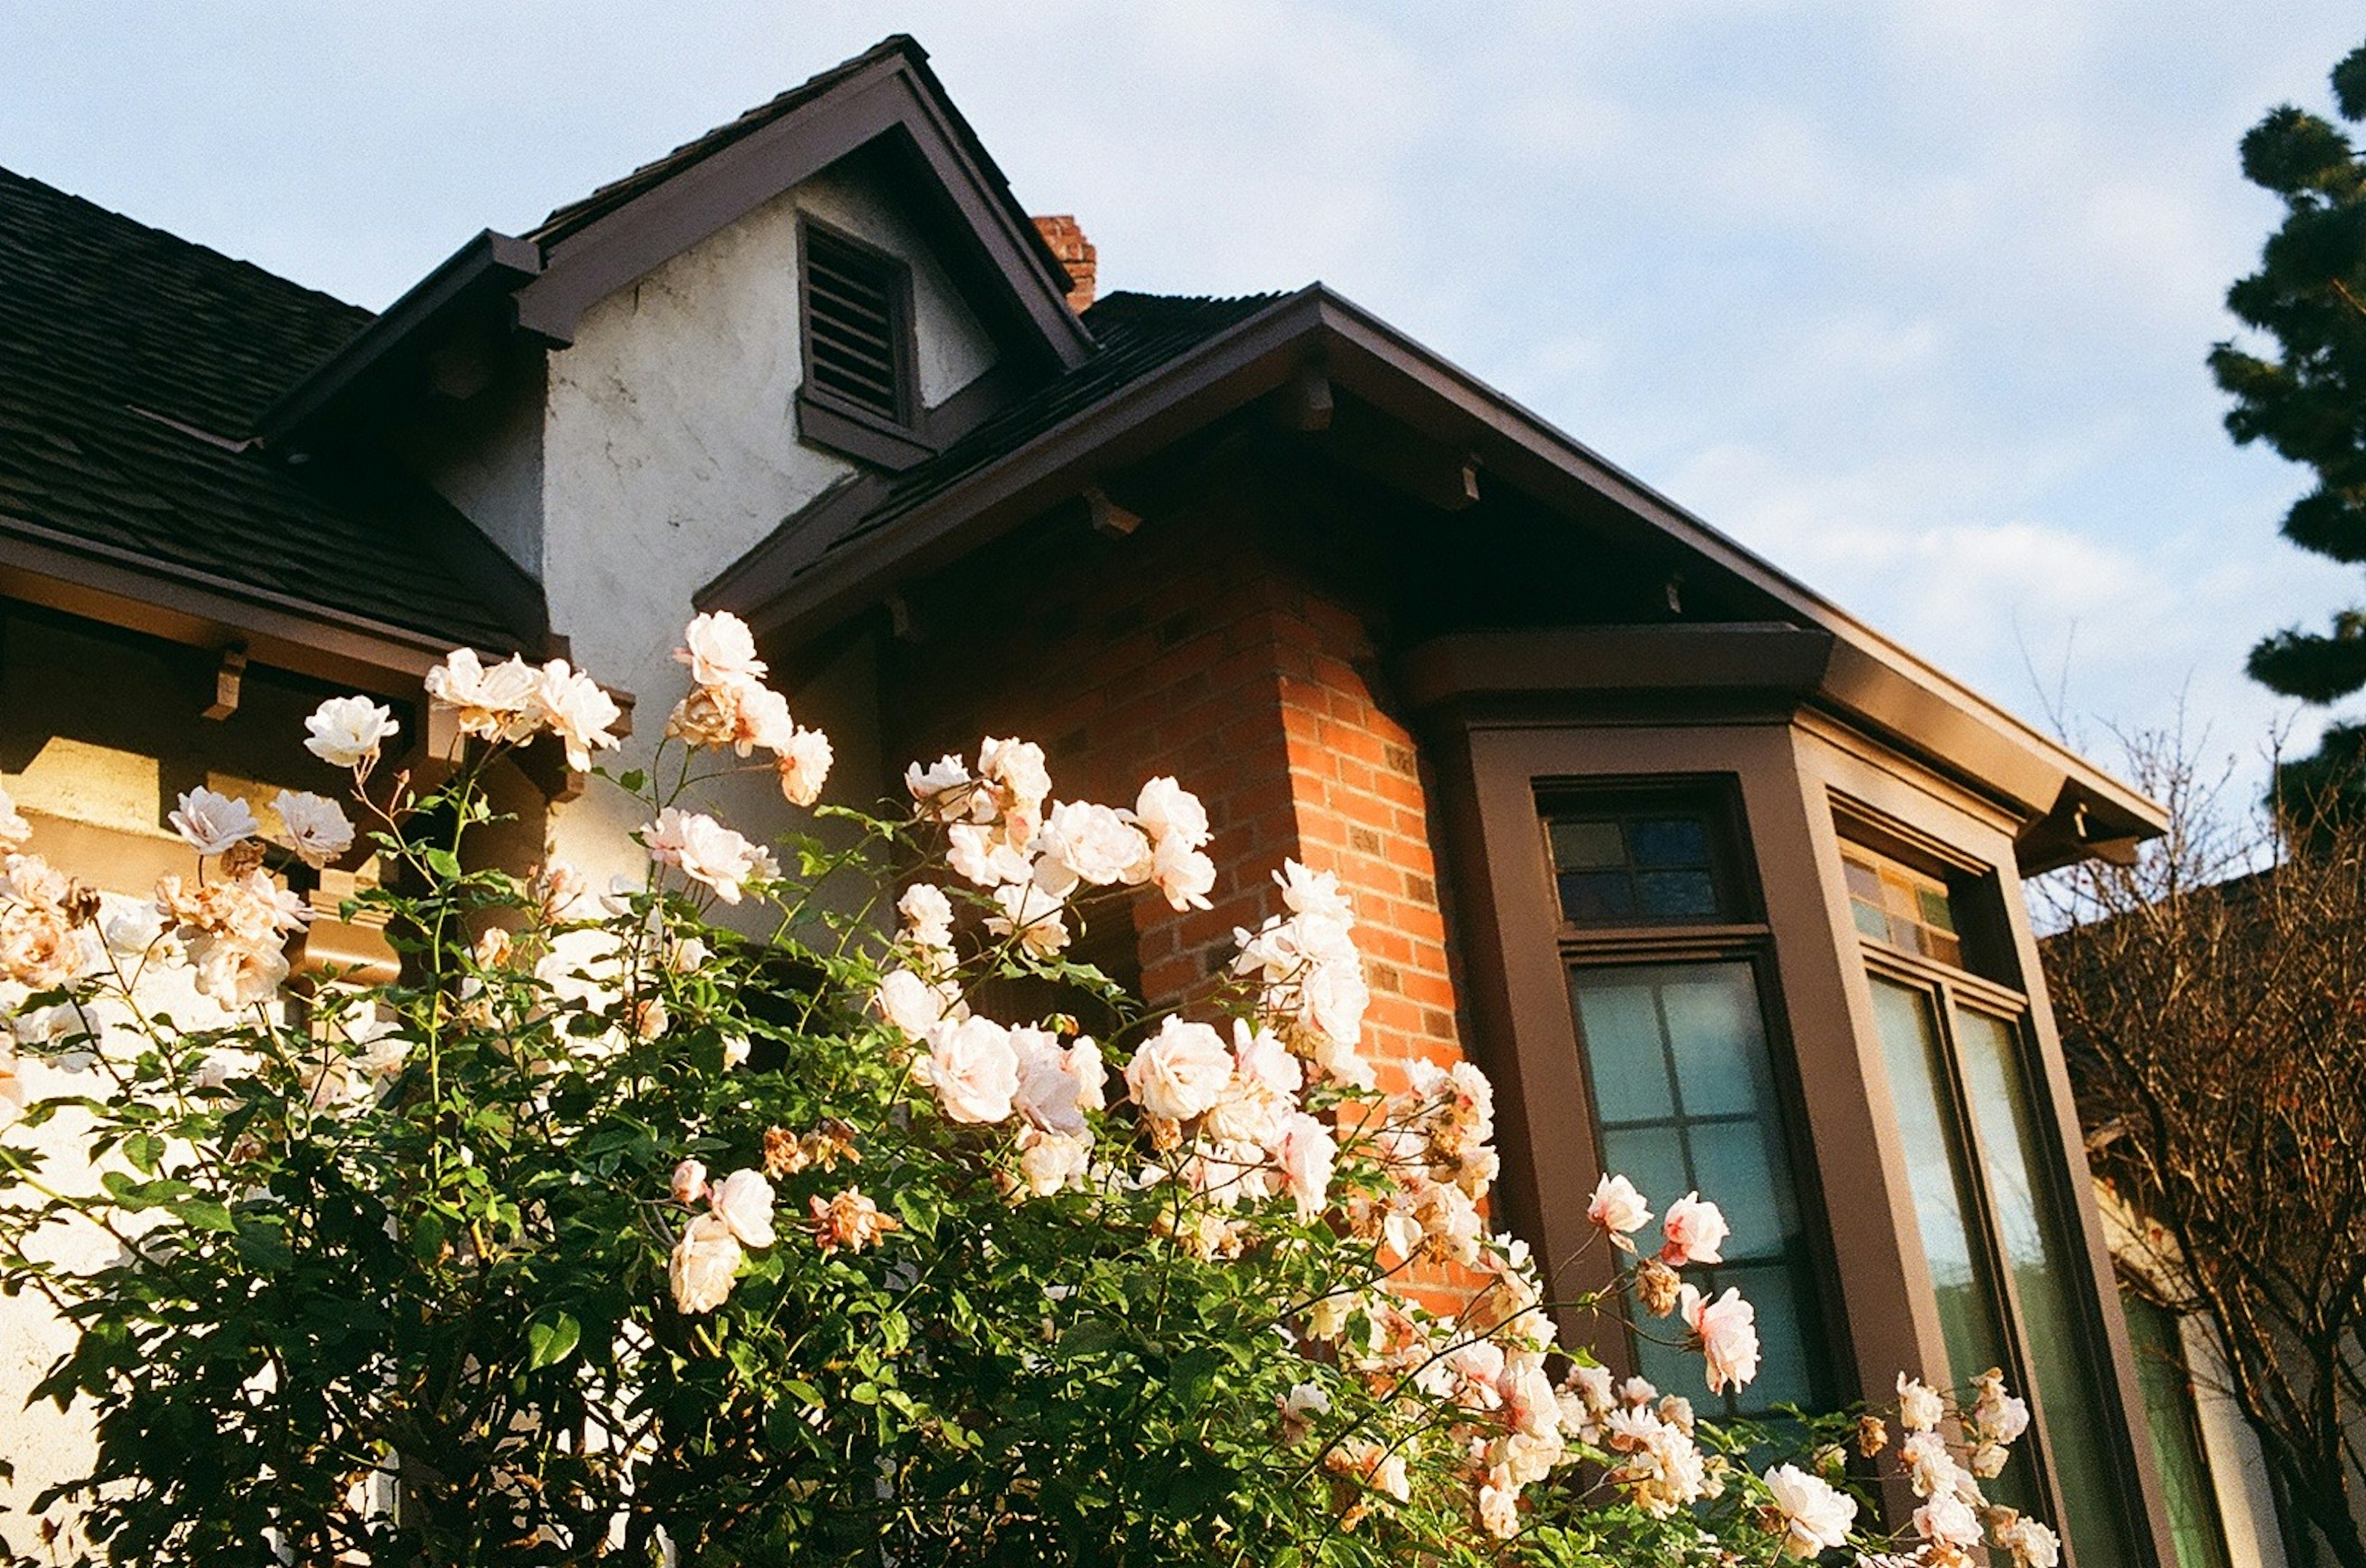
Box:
[1231,1020,1303,1099]
[675,611,768,687]
[669,1211,743,1314]
[0,900,78,988]
[775,726,833,806]
[1587,1173,1652,1242]
[1994,1513,2062,1568]
[1658,1192,1728,1267]
[977,736,1050,818]
[169,786,259,856]
[1123,1017,1234,1122]
[1478,1481,1520,1540]
[730,680,796,755]
[1036,800,1152,888]
[872,969,955,1041]
[669,1160,709,1206]
[1896,1372,1945,1432]
[1276,1112,1338,1221]
[425,648,540,742]
[1275,859,1355,924]
[530,660,622,771]
[905,755,974,818]
[1132,776,1210,848]
[925,1015,1021,1124]
[303,694,400,770]
[710,1168,777,1249]
[1010,1028,1103,1134]
[1970,1368,2031,1445]
[1914,1492,1982,1550]
[897,884,955,953]
[1277,1380,1329,1442]
[1678,1285,1760,1394]
[0,786,30,854]
[1014,1126,1095,1195]
[1765,1463,1858,1558]
[643,808,766,904]
[988,880,1069,956]
[270,790,354,869]
[1898,1429,1962,1499]
[1150,837,1216,911]
[189,935,289,1007]
[946,824,1033,889]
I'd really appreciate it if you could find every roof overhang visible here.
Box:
[704,283,2165,863]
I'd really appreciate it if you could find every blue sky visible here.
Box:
[5,3,2361,797]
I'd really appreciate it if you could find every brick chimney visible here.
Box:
[1032,214,1097,314]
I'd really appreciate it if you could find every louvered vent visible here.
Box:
[802,224,909,423]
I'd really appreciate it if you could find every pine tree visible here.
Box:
[2213,41,2366,804]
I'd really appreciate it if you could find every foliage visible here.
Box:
[2041,733,2366,1568]
[0,618,2049,1566]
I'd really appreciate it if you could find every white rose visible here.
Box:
[905,754,973,818]
[1015,1126,1094,1195]
[710,1168,777,1249]
[643,808,766,904]
[303,694,400,770]
[775,726,834,807]
[425,648,540,743]
[1123,1017,1234,1122]
[1896,1372,1945,1432]
[948,824,1033,889]
[1036,800,1152,888]
[926,1015,1020,1124]
[675,611,768,687]
[874,969,956,1041]
[897,883,956,953]
[1011,1027,1104,1134]
[530,660,622,771]
[669,1211,743,1315]
[988,880,1069,956]
[1151,837,1216,912]
[1587,1172,1653,1238]
[1275,859,1355,925]
[169,786,259,856]
[669,1159,709,1206]
[977,736,1050,816]
[189,934,288,1007]
[1132,776,1209,849]
[1913,1491,1981,1551]
[1765,1464,1858,1559]
[271,790,354,869]
[1276,1111,1338,1221]
[731,680,796,755]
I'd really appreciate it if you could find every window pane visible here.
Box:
[1661,977,1763,1118]
[1628,817,1710,867]
[1868,981,2047,1519]
[1636,869,1720,919]
[1558,870,1635,922]
[1550,820,1625,869]
[1573,983,1677,1123]
[1957,1008,2138,1568]
[1571,962,1838,1420]
[2123,1290,2234,1568]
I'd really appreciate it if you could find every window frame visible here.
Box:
[1847,828,2155,1568]
[794,214,930,470]
[1544,778,1851,1408]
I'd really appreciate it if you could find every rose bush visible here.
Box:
[0,615,2058,1566]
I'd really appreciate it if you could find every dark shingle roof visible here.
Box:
[0,168,531,652]
[810,290,1286,561]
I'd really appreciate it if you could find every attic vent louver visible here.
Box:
[800,221,913,425]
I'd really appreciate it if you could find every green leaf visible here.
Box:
[424,848,464,881]
[526,1311,582,1370]
[178,1197,235,1232]
[123,1131,163,1174]
[617,770,648,794]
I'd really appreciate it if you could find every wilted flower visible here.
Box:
[0,898,78,988]
[270,790,354,868]
[169,786,258,856]
[808,1188,901,1254]
[303,694,400,770]
[1634,1257,1683,1317]
[1856,1414,1889,1458]
[1764,1463,1858,1558]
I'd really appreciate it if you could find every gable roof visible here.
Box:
[0,169,540,672]
[262,36,1092,447]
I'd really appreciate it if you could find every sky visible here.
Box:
[4,2,2362,800]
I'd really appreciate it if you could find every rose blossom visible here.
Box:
[1993,1512,2063,1568]
[1132,776,1210,849]
[873,969,956,1041]
[1123,1017,1234,1122]
[1678,1284,1760,1394]
[904,755,974,818]
[669,1212,742,1315]
[898,883,955,954]
[947,824,1033,889]
[1150,835,1216,911]
[675,611,767,687]
[1478,1482,1520,1540]
[1035,800,1152,890]
[271,790,354,869]
[1587,1172,1652,1242]
[809,1188,901,1254]
[1764,1463,1858,1558]
[643,808,767,903]
[529,660,622,771]
[425,648,540,743]
[1011,1027,1102,1135]
[669,1160,710,1206]
[775,726,833,806]
[0,900,78,988]
[191,936,289,1007]
[988,880,1068,956]
[708,1168,777,1249]
[304,694,400,770]
[1896,1372,1945,1432]
[925,1015,1021,1124]
[1276,1112,1338,1221]
[1015,1127,1094,1195]
[1659,1191,1728,1267]
[1914,1491,1982,1550]
[1277,1381,1329,1442]
[169,786,259,856]
[1970,1367,2031,1445]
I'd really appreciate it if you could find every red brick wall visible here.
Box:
[881,503,1481,1299]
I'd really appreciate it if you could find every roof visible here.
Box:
[0,168,536,659]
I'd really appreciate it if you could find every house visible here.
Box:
[0,32,2242,1566]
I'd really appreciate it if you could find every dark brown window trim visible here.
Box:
[797,215,925,467]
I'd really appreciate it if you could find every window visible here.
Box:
[1546,786,1840,1419]
[796,218,924,466]
[2121,1287,2235,1568]
[1849,835,2142,1567]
